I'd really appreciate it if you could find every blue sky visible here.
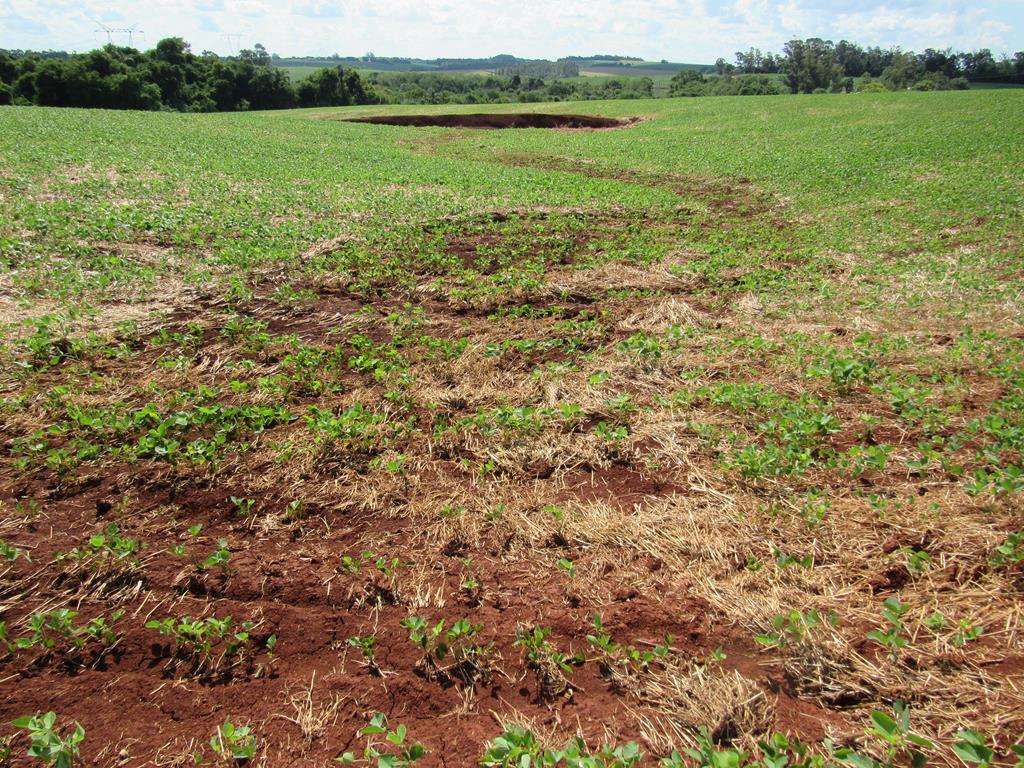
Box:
[1,0,1021,60]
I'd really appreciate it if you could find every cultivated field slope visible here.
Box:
[0,91,1022,766]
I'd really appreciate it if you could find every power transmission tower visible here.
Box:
[94,23,115,44]
[92,22,145,47]
[124,24,145,47]
[225,34,243,55]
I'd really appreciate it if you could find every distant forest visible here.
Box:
[1,37,1021,111]
[0,39,373,111]
[705,40,1024,93]
[363,71,657,104]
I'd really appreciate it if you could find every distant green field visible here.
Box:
[577,58,707,73]
[279,65,322,80]
[580,64,702,78]
[967,80,1024,89]
[280,64,497,80]
[280,60,708,82]
[0,90,1022,767]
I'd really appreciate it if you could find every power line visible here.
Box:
[91,21,145,48]
[124,24,145,48]
[93,23,115,45]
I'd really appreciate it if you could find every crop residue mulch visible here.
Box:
[3,204,1024,766]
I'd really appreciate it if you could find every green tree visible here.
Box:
[782,38,844,93]
[669,68,707,97]
[882,51,924,89]
[296,66,369,108]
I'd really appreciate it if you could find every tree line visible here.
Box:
[670,39,1023,98]
[0,38,376,111]
[3,36,1021,111]
[363,71,654,104]
[726,39,1024,93]
[669,71,782,97]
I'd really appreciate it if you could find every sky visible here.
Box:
[1,0,1021,61]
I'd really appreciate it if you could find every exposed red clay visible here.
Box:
[345,113,639,129]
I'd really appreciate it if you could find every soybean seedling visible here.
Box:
[460,557,482,606]
[514,626,581,701]
[951,619,984,647]
[12,711,85,768]
[11,609,124,667]
[169,523,203,557]
[401,615,494,686]
[992,531,1023,565]
[337,712,425,767]
[347,635,382,676]
[866,597,910,659]
[145,615,274,681]
[756,609,837,649]
[585,614,672,679]
[0,539,28,562]
[284,499,304,520]
[210,719,257,763]
[200,540,232,574]
[834,702,934,768]
[230,497,255,517]
[341,550,407,607]
[557,558,576,579]
[953,730,994,768]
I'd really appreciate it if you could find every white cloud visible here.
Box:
[291,1,345,18]
[833,4,1015,50]
[1,0,1020,59]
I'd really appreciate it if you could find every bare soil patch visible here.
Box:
[345,113,639,130]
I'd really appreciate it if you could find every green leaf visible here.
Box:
[895,701,911,732]
[834,749,880,768]
[869,710,899,738]
[407,743,426,760]
[952,739,993,766]
[386,724,407,745]
[907,733,934,750]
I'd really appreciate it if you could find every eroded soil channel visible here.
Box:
[345,113,639,129]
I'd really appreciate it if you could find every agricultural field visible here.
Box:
[578,61,700,78]
[279,65,324,81]
[0,90,1022,766]
[280,66,500,82]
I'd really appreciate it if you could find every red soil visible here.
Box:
[345,113,638,129]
